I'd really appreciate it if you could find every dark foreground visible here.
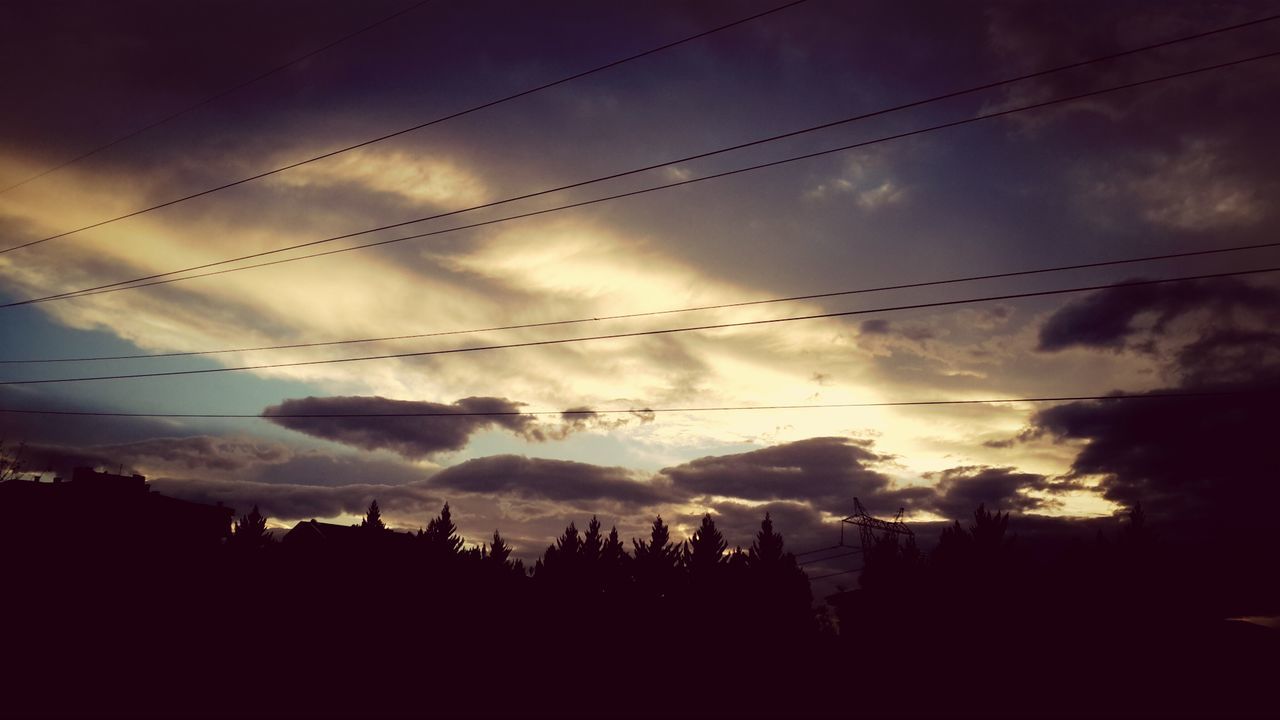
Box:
[3,502,1277,718]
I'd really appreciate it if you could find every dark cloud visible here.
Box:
[6,443,118,479]
[427,454,673,508]
[1025,279,1280,526]
[660,436,924,514]
[1030,391,1278,523]
[1037,278,1279,353]
[554,407,655,437]
[924,465,1056,518]
[263,396,654,460]
[10,436,293,479]
[263,396,541,459]
[860,319,892,335]
[149,477,440,525]
[0,386,205,448]
[106,436,291,471]
[858,318,935,341]
[242,452,429,487]
[1174,328,1280,389]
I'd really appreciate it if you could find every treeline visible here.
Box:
[232,501,816,642]
[4,498,1275,717]
[5,500,822,716]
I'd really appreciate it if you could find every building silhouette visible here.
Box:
[0,466,232,549]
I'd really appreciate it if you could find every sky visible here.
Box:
[1,0,1278,570]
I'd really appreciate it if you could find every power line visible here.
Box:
[0,389,1269,419]
[798,550,862,566]
[0,0,436,196]
[808,567,862,581]
[3,240,1275,363]
[0,0,811,255]
[795,544,843,557]
[10,47,1278,308]
[3,267,1277,385]
[5,10,1273,259]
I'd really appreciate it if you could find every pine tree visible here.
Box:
[969,503,1013,554]
[602,526,627,566]
[686,513,727,576]
[747,512,785,568]
[744,512,813,637]
[422,503,463,555]
[230,505,272,549]
[361,500,386,531]
[556,522,582,556]
[1118,502,1151,550]
[582,516,604,565]
[487,530,512,568]
[633,515,680,597]
[633,515,677,563]
[600,525,630,592]
[537,522,581,581]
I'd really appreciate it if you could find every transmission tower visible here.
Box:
[840,497,914,553]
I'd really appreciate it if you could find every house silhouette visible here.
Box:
[0,467,233,549]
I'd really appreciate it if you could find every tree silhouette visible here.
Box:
[743,512,812,638]
[360,500,386,532]
[970,503,1014,554]
[582,516,604,565]
[600,525,630,593]
[602,525,627,567]
[686,513,727,577]
[537,522,580,579]
[1118,502,1151,550]
[747,512,785,568]
[487,530,512,567]
[633,515,681,598]
[422,503,463,556]
[933,502,1016,575]
[556,521,582,556]
[1,484,1241,718]
[230,505,273,549]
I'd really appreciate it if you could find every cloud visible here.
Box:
[924,465,1056,518]
[150,476,441,525]
[860,319,891,335]
[263,396,659,460]
[1124,140,1264,232]
[552,407,655,438]
[6,443,118,479]
[11,435,295,479]
[805,154,906,209]
[855,180,906,210]
[427,454,674,508]
[1029,391,1277,524]
[262,396,545,459]
[267,148,489,208]
[659,436,921,514]
[1174,328,1280,389]
[242,452,431,487]
[1036,278,1280,353]
[1025,290,1280,528]
[103,436,292,471]
[859,319,934,342]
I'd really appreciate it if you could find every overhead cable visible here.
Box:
[4,240,1276,363]
[0,0,811,253]
[9,48,1277,308]
[3,266,1279,385]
